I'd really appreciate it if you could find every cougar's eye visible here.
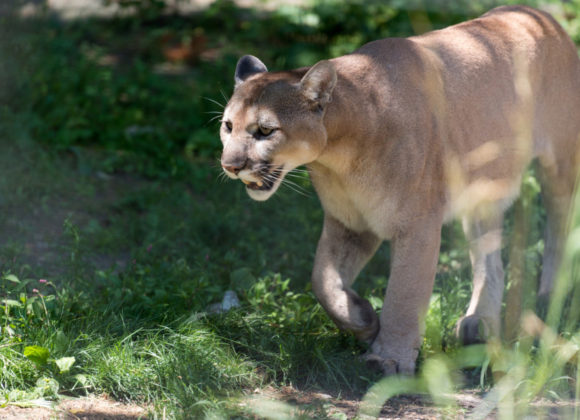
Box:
[257,126,275,138]
[223,121,233,133]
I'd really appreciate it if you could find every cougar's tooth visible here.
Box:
[256,181,263,187]
[242,179,251,185]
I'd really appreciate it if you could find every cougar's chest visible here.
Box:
[309,165,401,239]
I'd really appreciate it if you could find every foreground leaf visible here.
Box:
[23,346,50,366]
[55,356,75,373]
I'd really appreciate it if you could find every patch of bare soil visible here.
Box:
[255,386,580,419]
[0,396,148,419]
[0,167,146,277]
[253,386,470,419]
[3,387,578,419]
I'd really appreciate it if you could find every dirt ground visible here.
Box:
[0,390,466,419]
[0,396,148,420]
[2,387,579,419]
[263,387,579,419]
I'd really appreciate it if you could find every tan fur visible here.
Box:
[220,6,580,374]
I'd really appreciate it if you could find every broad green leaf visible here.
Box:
[54,330,68,353]
[24,345,50,366]
[2,299,21,308]
[55,356,75,373]
[4,274,20,283]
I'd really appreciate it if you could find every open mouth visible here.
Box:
[241,167,283,191]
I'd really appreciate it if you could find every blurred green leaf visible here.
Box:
[34,377,59,398]
[55,357,76,374]
[4,274,20,283]
[24,345,50,366]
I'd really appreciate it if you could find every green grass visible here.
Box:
[1,0,580,418]
[0,122,376,417]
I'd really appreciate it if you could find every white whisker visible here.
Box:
[208,114,224,124]
[219,89,230,104]
[282,168,311,183]
[281,180,310,197]
[262,171,311,197]
[281,178,311,194]
[217,171,229,184]
[203,96,225,109]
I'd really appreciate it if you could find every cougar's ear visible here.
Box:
[300,60,337,110]
[235,55,268,86]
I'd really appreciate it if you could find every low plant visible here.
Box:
[0,274,85,406]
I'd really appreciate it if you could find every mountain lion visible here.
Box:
[219,5,580,374]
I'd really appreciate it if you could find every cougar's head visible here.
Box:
[219,55,337,201]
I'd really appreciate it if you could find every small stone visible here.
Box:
[222,290,241,311]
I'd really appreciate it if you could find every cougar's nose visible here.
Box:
[221,161,245,175]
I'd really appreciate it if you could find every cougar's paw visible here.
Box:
[362,352,415,376]
[456,315,489,345]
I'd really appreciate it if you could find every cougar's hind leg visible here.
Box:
[537,155,577,303]
[311,216,382,343]
[457,211,505,344]
[535,57,580,305]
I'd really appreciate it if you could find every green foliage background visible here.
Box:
[1,0,580,418]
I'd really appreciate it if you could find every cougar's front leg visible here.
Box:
[370,217,442,375]
[311,216,382,343]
